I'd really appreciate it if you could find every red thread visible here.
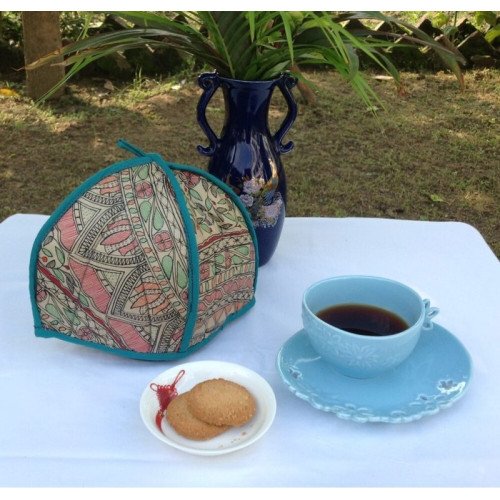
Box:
[150,369,185,430]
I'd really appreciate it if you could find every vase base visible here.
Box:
[254,211,285,267]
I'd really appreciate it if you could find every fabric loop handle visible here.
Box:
[116,139,147,157]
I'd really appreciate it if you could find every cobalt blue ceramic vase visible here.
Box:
[197,72,298,266]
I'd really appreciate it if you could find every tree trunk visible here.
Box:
[22,11,65,100]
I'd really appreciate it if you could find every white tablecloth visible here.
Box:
[0,214,499,487]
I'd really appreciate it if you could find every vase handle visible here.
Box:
[273,73,298,155]
[197,72,221,157]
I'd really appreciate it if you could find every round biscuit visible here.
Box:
[186,378,256,427]
[166,392,230,440]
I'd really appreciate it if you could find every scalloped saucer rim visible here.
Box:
[276,323,472,423]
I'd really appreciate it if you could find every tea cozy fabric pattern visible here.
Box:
[29,141,258,360]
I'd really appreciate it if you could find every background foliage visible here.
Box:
[0,11,498,255]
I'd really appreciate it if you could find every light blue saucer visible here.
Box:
[277,324,472,423]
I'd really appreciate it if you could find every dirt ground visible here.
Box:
[0,68,499,256]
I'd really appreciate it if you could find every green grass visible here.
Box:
[0,68,499,256]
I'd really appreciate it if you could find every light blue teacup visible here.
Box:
[302,275,439,378]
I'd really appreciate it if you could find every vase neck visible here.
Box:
[221,79,277,131]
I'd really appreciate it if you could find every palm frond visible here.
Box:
[279,11,295,65]
[29,10,465,106]
[339,11,465,89]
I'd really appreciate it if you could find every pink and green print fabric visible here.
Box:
[31,150,257,360]
[174,170,256,348]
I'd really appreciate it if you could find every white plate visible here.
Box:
[140,360,276,456]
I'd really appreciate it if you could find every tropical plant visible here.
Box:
[430,10,499,43]
[28,11,466,107]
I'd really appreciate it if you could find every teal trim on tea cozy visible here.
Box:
[148,152,201,354]
[116,138,147,157]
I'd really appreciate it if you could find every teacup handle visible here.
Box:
[422,299,439,330]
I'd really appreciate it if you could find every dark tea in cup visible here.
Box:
[316,304,409,337]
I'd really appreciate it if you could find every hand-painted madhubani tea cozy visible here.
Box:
[29,140,258,360]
